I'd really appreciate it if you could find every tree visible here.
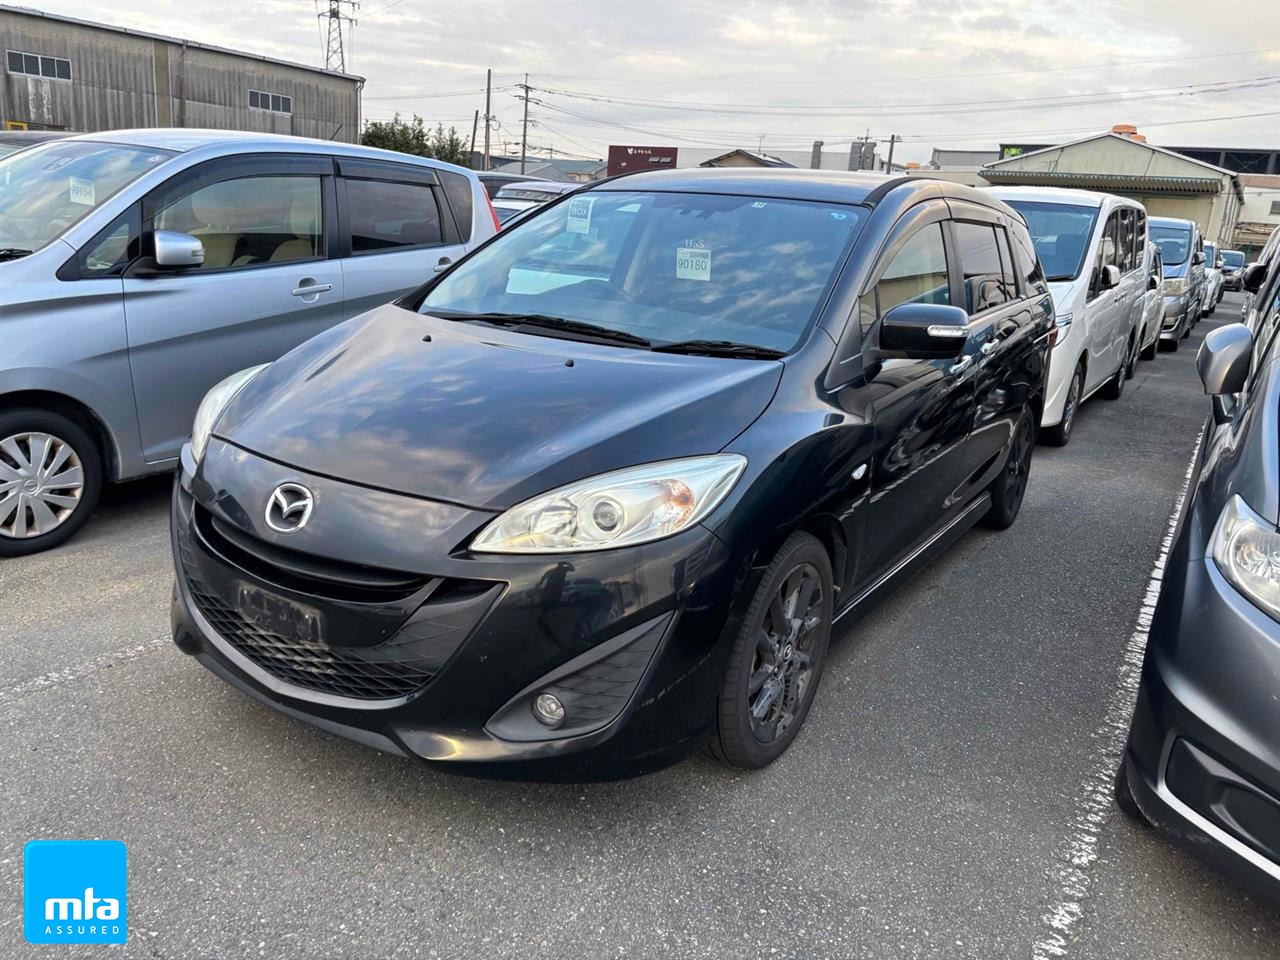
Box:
[361,113,470,167]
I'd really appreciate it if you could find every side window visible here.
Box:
[994,226,1019,298]
[1118,209,1135,273]
[1010,225,1045,292]
[436,170,475,243]
[859,222,949,333]
[155,175,322,270]
[78,205,141,277]
[1136,209,1146,265]
[1101,212,1120,269]
[344,179,443,253]
[953,221,1011,314]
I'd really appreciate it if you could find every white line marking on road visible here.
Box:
[0,634,169,705]
[1031,434,1202,960]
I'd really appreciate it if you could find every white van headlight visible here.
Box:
[190,364,270,464]
[471,455,746,553]
[1210,495,1280,620]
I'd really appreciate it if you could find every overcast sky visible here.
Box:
[16,0,1280,164]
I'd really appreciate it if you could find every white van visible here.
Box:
[988,188,1149,445]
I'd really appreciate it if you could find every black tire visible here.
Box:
[982,407,1034,530]
[1114,760,1148,824]
[1042,362,1083,447]
[1139,330,1157,361]
[0,407,103,558]
[1101,345,1127,400]
[1206,300,1216,316]
[710,531,833,770]
[1123,332,1138,380]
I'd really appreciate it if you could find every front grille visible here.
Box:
[187,579,437,700]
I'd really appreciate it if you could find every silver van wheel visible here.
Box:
[0,431,85,539]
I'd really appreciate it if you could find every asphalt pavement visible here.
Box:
[3,292,1277,959]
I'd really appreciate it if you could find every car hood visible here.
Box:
[215,304,783,509]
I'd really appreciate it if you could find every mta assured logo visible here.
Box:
[24,840,127,944]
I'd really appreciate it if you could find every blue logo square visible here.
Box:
[24,840,127,944]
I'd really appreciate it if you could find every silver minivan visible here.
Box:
[0,129,497,556]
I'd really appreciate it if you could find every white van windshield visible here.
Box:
[0,141,174,257]
[1004,200,1098,282]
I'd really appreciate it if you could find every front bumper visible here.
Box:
[170,440,741,780]
[1160,294,1190,339]
[1123,552,1280,906]
[1223,273,1242,290]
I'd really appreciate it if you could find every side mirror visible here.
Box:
[1192,251,1204,265]
[154,230,205,268]
[1099,264,1120,290]
[1148,274,1159,292]
[1243,262,1267,294]
[1216,259,1225,269]
[879,302,971,359]
[1197,323,1252,416]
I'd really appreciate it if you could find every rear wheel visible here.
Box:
[1101,342,1129,399]
[0,408,103,558]
[1139,327,1158,361]
[1042,363,1083,447]
[982,407,1034,530]
[710,531,833,769]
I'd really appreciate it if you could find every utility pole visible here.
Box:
[519,74,530,175]
[483,68,492,171]
[469,109,479,168]
[317,0,358,73]
[886,134,899,172]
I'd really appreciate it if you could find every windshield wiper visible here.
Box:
[1044,274,1076,282]
[429,310,652,348]
[651,339,785,360]
[0,247,33,262]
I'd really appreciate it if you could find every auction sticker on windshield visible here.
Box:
[68,177,95,206]
[676,245,711,281]
[566,196,595,234]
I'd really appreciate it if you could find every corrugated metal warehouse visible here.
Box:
[0,4,362,141]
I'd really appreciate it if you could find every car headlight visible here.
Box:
[1163,277,1189,296]
[471,455,747,553]
[190,364,270,464]
[1210,494,1280,620]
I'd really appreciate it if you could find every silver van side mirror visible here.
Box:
[154,230,205,268]
[1197,324,1252,423]
[1099,264,1120,290]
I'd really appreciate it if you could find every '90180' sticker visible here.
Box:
[676,245,710,281]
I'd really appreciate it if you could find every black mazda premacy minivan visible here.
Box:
[170,170,1053,779]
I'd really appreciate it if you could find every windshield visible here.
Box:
[1150,224,1191,266]
[420,190,865,353]
[1005,200,1098,281]
[0,140,173,253]
[1222,250,1245,267]
[0,144,21,160]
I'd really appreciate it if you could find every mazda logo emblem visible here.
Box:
[265,483,314,533]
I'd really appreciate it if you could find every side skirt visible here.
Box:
[834,493,992,625]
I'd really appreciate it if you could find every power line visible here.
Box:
[531,47,1280,86]
[536,75,1280,118]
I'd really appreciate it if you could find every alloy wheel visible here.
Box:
[0,432,85,539]
[1005,415,1033,510]
[1062,371,1082,437]
[748,562,824,744]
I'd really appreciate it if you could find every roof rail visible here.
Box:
[860,175,935,207]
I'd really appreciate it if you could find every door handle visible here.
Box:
[433,257,453,273]
[980,340,998,357]
[292,281,333,297]
[949,356,973,376]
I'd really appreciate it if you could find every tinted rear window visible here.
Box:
[346,179,442,252]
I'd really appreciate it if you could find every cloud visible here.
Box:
[12,0,1280,165]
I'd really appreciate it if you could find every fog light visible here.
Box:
[532,693,565,727]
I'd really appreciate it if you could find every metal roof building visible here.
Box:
[0,4,363,142]
[982,128,1245,244]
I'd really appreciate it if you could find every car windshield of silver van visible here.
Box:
[1150,223,1191,266]
[1003,200,1098,282]
[0,141,174,259]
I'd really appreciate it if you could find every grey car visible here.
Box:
[1116,283,1280,905]
[1149,215,1206,342]
[0,129,496,556]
